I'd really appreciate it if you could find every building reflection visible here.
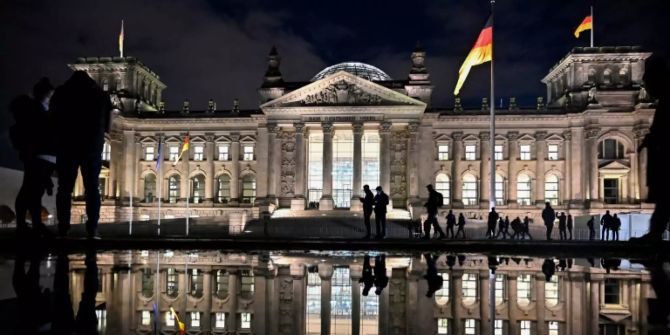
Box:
[56,251,653,335]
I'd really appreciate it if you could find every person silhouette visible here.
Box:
[601,210,613,241]
[455,213,467,239]
[612,213,621,241]
[542,202,556,240]
[360,185,375,239]
[486,207,499,239]
[423,184,446,239]
[359,255,375,296]
[635,56,670,242]
[424,253,443,297]
[567,214,574,240]
[445,210,456,239]
[558,212,567,240]
[522,216,533,240]
[373,255,389,295]
[542,259,556,282]
[587,216,596,241]
[373,186,389,239]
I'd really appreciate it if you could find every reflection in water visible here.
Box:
[5,250,669,334]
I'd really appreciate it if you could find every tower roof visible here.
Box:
[311,62,391,81]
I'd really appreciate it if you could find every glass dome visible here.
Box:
[311,62,392,81]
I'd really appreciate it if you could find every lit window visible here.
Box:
[189,269,203,298]
[165,311,175,327]
[360,287,379,334]
[193,146,204,161]
[218,145,229,161]
[331,267,352,333]
[517,174,532,206]
[306,271,321,334]
[189,312,200,328]
[214,269,229,299]
[191,175,205,204]
[598,139,624,160]
[494,174,505,206]
[141,268,153,298]
[144,146,155,161]
[217,175,231,203]
[168,176,180,203]
[169,146,179,161]
[308,133,324,204]
[462,273,478,305]
[166,268,178,297]
[520,320,531,335]
[604,179,620,204]
[604,278,620,305]
[545,276,559,307]
[240,269,255,294]
[465,319,476,335]
[243,145,254,161]
[548,321,559,335]
[102,141,111,161]
[435,174,450,205]
[141,310,151,326]
[242,175,256,204]
[96,309,106,332]
[547,144,559,160]
[361,132,380,192]
[438,145,450,160]
[495,274,505,305]
[545,174,559,206]
[144,175,156,203]
[435,273,449,305]
[517,274,532,307]
[494,144,504,160]
[462,174,478,206]
[241,313,252,329]
[437,318,449,334]
[215,313,226,329]
[494,319,504,335]
[520,144,531,160]
[465,145,476,160]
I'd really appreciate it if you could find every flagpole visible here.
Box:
[119,20,124,58]
[129,160,133,235]
[590,6,594,47]
[157,136,162,236]
[186,169,190,237]
[489,3,497,334]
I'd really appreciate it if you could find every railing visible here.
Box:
[333,189,352,208]
[308,189,322,208]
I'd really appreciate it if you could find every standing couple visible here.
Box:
[360,185,389,239]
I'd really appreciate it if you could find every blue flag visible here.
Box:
[152,302,159,334]
[155,139,162,170]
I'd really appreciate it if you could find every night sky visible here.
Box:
[1,0,667,169]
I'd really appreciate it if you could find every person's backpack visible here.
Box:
[436,191,444,207]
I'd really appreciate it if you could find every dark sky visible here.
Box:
[1,0,667,169]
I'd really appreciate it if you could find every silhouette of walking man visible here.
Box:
[612,213,621,241]
[51,71,112,239]
[523,216,533,240]
[360,185,375,239]
[567,214,574,240]
[542,202,556,240]
[601,210,614,241]
[558,212,567,240]
[486,207,499,239]
[424,253,443,297]
[445,210,456,239]
[455,213,466,239]
[373,186,389,239]
[423,184,446,239]
[587,216,596,241]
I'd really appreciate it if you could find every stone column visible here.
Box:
[107,265,133,334]
[585,127,601,205]
[562,131,572,205]
[589,276,601,334]
[479,270,492,334]
[634,127,649,201]
[350,264,362,335]
[133,134,142,201]
[535,131,547,205]
[205,133,215,203]
[379,280,390,335]
[318,264,334,335]
[202,271,213,333]
[628,152,638,203]
[479,132,491,206]
[571,127,586,205]
[507,132,519,205]
[568,272,586,335]
[292,122,307,210]
[266,268,278,334]
[507,273,519,335]
[407,122,421,203]
[255,126,269,204]
[534,273,546,335]
[228,270,239,331]
[230,134,241,204]
[123,131,136,201]
[379,121,392,196]
[268,124,281,204]
[252,268,268,335]
[452,132,464,206]
[320,122,334,210]
[291,264,306,335]
[351,122,364,211]
[451,270,463,335]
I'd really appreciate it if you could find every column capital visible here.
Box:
[562,130,572,141]
[534,131,548,141]
[633,126,650,139]
[321,122,334,134]
[479,132,490,141]
[452,131,463,141]
[293,122,305,135]
[318,263,334,280]
[268,123,280,134]
[352,121,364,135]
[134,132,142,143]
[230,133,241,142]
[506,131,519,141]
[407,121,420,134]
[379,121,392,133]
[205,132,215,142]
[585,127,601,139]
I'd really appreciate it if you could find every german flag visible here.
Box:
[454,15,493,96]
[574,15,592,38]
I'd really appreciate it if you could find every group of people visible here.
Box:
[540,203,575,241]
[485,208,533,240]
[9,72,112,239]
[584,210,624,241]
[359,185,390,239]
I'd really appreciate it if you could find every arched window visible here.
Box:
[141,268,153,298]
[545,276,559,307]
[462,273,478,305]
[217,175,231,203]
[435,273,449,305]
[166,268,178,298]
[101,141,111,161]
[191,175,205,203]
[144,174,156,203]
[214,269,229,299]
[517,174,532,206]
[241,174,256,204]
[545,174,560,206]
[495,173,505,206]
[435,174,450,205]
[189,268,203,298]
[598,139,625,160]
[517,274,532,307]
[462,174,478,206]
[168,175,180,203]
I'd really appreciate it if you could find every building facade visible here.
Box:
[68,45,655,224]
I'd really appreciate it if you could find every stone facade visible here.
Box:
[69,45,655,224]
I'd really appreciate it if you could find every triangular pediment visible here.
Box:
[518,133,536,142]
[261,71,426,108]
[599,160,630,171]
[546,133,565,142]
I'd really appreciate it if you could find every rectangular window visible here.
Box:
[517,274,532,307]
[599,324,625,335]
[520,320,531,335]
[102,142,111,161]
[243,145,254,161]
[96,309,106,332]
[494,319,504,335]
[166,268,178,297]
[331,267,352,334]
[545,276,559,306]
[168,146,179,161]
[190,312,200,328]
[495,177,505,206]
[145,146,155,161]
[437,318,449,334]
[494,144,504,160]
[306,271,321,334]
[604,279,621,305]
[240,313,251,329]
[308,134,324,204]
[240,269,255,294]
[462,273,478,304]
[361,132,381,193]
[218,145,229,161]
[548,321,559,335]
[165,312,175,327]
[438,144,450,160]
[141,310,151,326]
[193,146,204,161]
[519,144,531,160]
[465,145,476,160]
[495,274,505,304]
[215,313,226,329]
[464,319,476,335]
[604,179,619,204]
[189,269,203,297]
[434,273,449,305]
[547,144,559,160]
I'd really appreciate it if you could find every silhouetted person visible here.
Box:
[587,216,596,240]
[542,202,556,240]
[360,255,375,296]
[424,254,443,297]
[567,214,574,240]
[636,56,670,242]
[446,255,456,269]
[455,213,466,239]
[612,213,621,241]
[503,216,511,239]
[9,78,56,238]
[423,184,446,239]
[51,71,112,239]
[373,255,388,295]
[373,186,389,239]
[542,259,556,282]
[558,212,567,240]
[445,210,456,239]
[510,216,522,239]
[601,210,614,241]
[522,216,533,240]
[359,185,375,239]
[496,217,509,239]
[486,207,499,239]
